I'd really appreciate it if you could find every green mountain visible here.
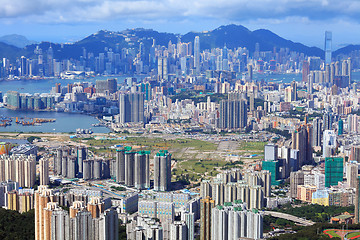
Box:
[0,24,359,61]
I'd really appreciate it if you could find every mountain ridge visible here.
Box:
[0,25,357,61]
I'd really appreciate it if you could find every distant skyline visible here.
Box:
[0,0,360,49]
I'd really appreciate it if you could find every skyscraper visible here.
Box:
[118,92,144,124]
[39,159,49,186]
[218,93,247,130]
[154,150,171,191]
[325,31,332,65]
[200,197,215,240]
[194,36,200,74]
[325,157,343,188]
[134,151,150,190]
[292,124,313,167]
[312,117,322,147]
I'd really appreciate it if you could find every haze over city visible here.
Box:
[0,0,360,48]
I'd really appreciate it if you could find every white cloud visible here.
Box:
[0,0,360,24]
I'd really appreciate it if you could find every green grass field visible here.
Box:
[346,232,360,239]
[238,141,266,151]
[325,230,340,238]
[172,158,243,182]
[72,137,217,152]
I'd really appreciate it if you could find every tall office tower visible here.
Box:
[346,162,358,188]
[115,149,126,184]
[194,36,200,74]
[39,159,49,186]
[325,31,332,65]
[325,157,343,188]
[125,151,135,187]
[292,125,313,168]
[35,186,53,240]
[312,117,322,147]
[264,144,278,161]
[134,151,150,190]
[200,197,215,240]
[21,56,28,76]
[95,79,117,94]
[302,61,310,82]
[118,92,144,124]
[356,176,360,223]
[154,150,171,191]
[77,147,87,174]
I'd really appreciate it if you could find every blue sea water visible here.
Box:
[0,75,139,133]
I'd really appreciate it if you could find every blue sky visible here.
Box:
[0,0,359,49]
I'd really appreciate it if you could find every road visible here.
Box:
[264,211,315,226]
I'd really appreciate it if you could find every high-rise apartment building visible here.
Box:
[118,92,144,124]
[154,150,171,191]
[200,197,215,240]
[312,117,322,147]
[39,159,49,186]
[346,162,358,188]
[290,171,304,198]
[211,203,263,240]
[114,148,150,190]
[218,92,247,130]
[0,154,36,188]
[35,186,118,240]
